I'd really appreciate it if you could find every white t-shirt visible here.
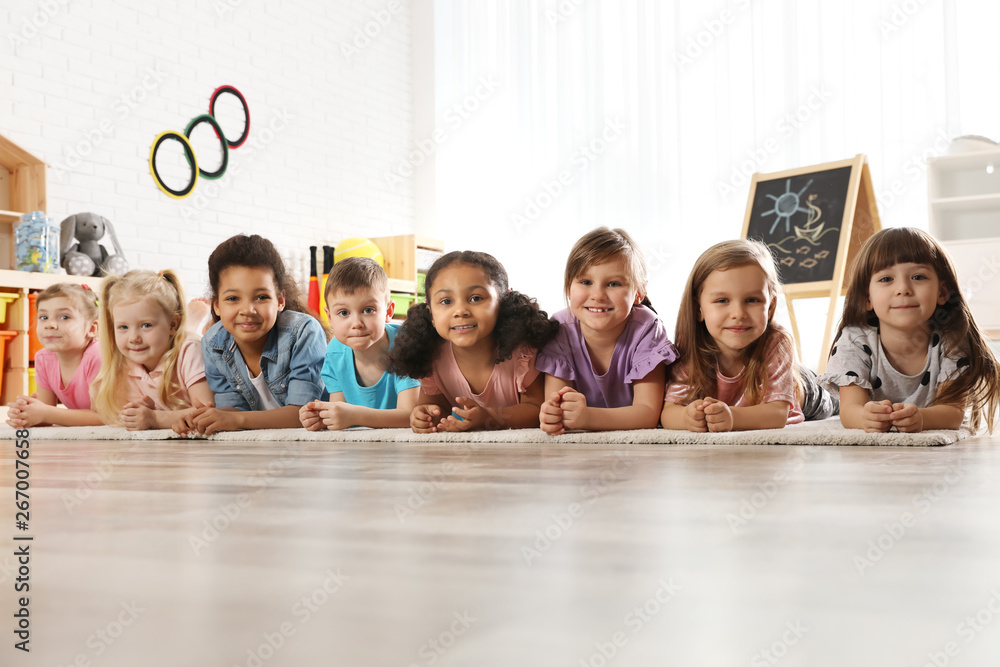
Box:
[249,369,282,410]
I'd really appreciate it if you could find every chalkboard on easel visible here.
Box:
[743,165,853,285]
[741,154,881,371]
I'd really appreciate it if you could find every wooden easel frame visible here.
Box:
[741,154,881,372]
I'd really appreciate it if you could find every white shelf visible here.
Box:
[930,193,1000,212]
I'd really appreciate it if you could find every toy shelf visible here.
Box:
[0,133,47,270]
[371,234,444,319]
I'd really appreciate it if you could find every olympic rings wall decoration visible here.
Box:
[149,85,250,199]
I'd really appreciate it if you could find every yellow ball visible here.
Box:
[334,237,384,266]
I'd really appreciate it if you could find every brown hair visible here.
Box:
[207,234,311,321]
[91,270,188,424]
[673,238,801,406]
[563,227,654,310]
[36,282,99,323]
[324,257,389,302]
[834,226,1000,432]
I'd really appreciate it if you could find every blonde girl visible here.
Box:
[5,283,103,427]
[92,270,212,430]
[821,227,1000,433]
[661,239,831,432]
[537,227,679,434]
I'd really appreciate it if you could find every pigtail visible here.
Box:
[387,302,443,380]
[494,290,560,362]
[638,295,656,314]
[156,269,190,412]
[92,275,130,425]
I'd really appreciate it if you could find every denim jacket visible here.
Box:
[201,310,327,410]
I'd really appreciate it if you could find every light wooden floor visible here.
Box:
[3,434,1000,667]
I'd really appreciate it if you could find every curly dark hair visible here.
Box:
[207,234,311,322]
[388,250,560,379]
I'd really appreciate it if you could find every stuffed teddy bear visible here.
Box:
[59,213,129,277]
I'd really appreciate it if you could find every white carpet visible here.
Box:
[1,418,969,446]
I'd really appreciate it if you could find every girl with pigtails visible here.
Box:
[388,250,559,432]
[91,270,213,431]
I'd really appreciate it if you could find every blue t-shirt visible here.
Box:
[321,323,419,409]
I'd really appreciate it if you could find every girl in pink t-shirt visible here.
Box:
[661,240,806,432]
[388,251,559,432]
[91,270,212,431]
[5,283,104,427]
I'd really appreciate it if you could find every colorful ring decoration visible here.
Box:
[149,84,250,199]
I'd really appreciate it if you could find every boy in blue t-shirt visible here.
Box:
[299,257,420,429]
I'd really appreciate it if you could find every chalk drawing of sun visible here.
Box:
[762,178,814,235]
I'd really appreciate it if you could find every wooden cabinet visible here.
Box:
[371,235,444,319]
[0,134,47,271]
[928,148,1000,337]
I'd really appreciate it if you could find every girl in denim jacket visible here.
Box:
[178,235,327,435]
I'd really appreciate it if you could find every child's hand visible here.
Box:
[702,397,734,432]
[539,390,565,435]
[120,396,158,431]
[6,396,49,428]
[684,400,708,432]
[299,401,326,431]
[411,405,442,433]
[559,389,589,430]
[438,397,487,432]
[862,400,894,433]
[317,402,355,431]
[173,399,214,437]
[189,407,242,436]
[889,402,923,432]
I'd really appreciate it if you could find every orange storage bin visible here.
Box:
[28,293,42,361]
[0,330,18,396]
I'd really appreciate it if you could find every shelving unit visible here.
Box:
[928,147,1000,337]
[371,234,445,319]
[0,134,47,270]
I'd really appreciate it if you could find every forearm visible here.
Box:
[838,402,868,429]
[231,405,303,429]
[920,404,965,430]
[483,403,541,430]
[580,404,661,431]
[660,402,688,430]
[338,403,412,428]
[47,408,104,427]
[730,402,790,431]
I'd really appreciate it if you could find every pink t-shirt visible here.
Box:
[420,343,539,410]
[665,333,803,425]
[125,338,207,410]
[34,340,102,410]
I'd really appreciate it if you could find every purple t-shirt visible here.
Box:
[535,305,679,409]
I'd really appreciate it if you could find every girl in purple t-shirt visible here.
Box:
[537,227,679,434]
[5,283,104,427]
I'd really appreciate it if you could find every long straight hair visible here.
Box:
[673,239,801,405]
[834,226,1000,432]
[91,270,188,424]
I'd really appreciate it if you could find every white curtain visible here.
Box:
[431,0,999,366]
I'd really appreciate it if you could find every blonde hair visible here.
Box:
[36,283,99,323]
[835,227,1000,432]
[673,239,801,406]
[564,227,653,309]
[91,270,188,425]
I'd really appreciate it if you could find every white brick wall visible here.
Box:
[1,0,414,298]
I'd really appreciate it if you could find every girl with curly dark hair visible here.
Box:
[388,250,559,432]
